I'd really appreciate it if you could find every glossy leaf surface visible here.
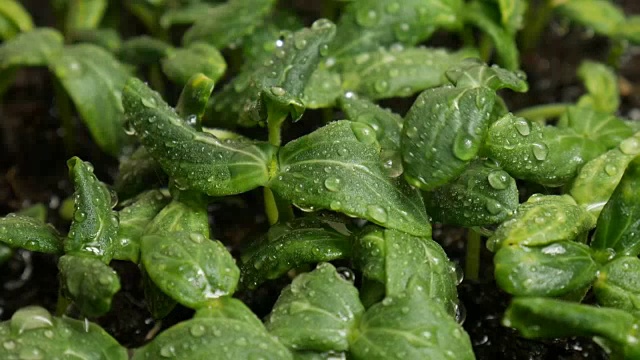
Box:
[591,155,640,257]
[211,19,336,127]
[330,0,462,58]
[176,73,216,127]
[132,317,292,360]
[425,161,519,226]
[145,194,210,237]
[338,47,476,100]
[161,43,226,86]
[65,157,119,263]
[569,135,639,217]
[487,194,592,251]
[494,241,597,297]
[498,0,527,33]
[123,77,276,196]
[559,106,632,149]
[240,217,352,289]
[58,254,121,317]
[576,60,619,113]
[266,263,364,352]
[0,0,33,40]
[0,28,63,68]
[195,296,264,330]
[271,120,430,237]
[140,231,239,309]
[504,298,640,359]
[113,190,168,262]
[349,284,474,360]
[65,0,107,32]
[182,0,277,48]
[0,306,127,359]
[51,44,130,156]
[594,256,640,315]
[485,114,605,186]
[114,146,167,201]
[401,86,495,190]
[445,58,528,91]
[339,94,402,152]
[557,0,625,36]
[301,68,342,109]
[0,214,62,254]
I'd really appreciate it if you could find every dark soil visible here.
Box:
[1,0,639,358]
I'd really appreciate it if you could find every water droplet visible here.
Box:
[604,164,617,176]
[74,211,86,222]
[485,200,503,215]
[405,126,418,139]
[351,122,377,144]
[98,275,112,285]
[531,143,548,161]
[141,97,156,108]
[374,79,389,94]
[3,341,16,350]
[319,44,329,56]
[124,119,136,135]
[43,330,54,339]
[329,200,342,210]
[311,18,334,30]
[189,233,205,244]
[452,134,476,161]
[487,170,510,190]
[356,9,379,27]
[454,302,467,324]
[270,86,286,97]
[160,344,175,358]
[324,177,342,192]
[336,267,355,283]
[293,35,307,50]
[394,23,411,41]
[514,118,530,136]
[367,205,388,223]
[620,137,640,155]
[10,307,53,334]
[381,150,403,178]
[190,324,206,337]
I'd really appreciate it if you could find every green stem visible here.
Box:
[53,78,75,154]
[607,40,627,69]
[478,34,494,62]
[465,229,481,281]
[264,187,294,225]
[267,110,287,147]
[514,103,571,123]
[520,0,555,52]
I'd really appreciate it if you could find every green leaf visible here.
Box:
[114,146,167,201]
[266,263,364,352]
[0,0,33,40]
[0,214,62,254]
[161,42,226,86]
[182,0,277,49]
[559,106,632,149]
[569,140,638,218]
[498,0,527,33]
[353,227,458,316]
[160,2,212,28]
[485,113,606,186]
[113,190,169,262]
[0,306,127,359]
[270,120,431,237]
[240,217,352,289]
[340,94,402,152]
[65,0,107,33]
[210,19,336,128]
[591,155,640,257]
[195,296,265,331]
[424,160,519,226]
[65,157,119,263]
[68,28,122,53]
[0,28,63,68]
[51,44,131,156]
[140,231,240,309]
[241,11,304,65]
[494,241,597,297]
[293,351,346,360]
[142,267,177,319]
[617,16,640,44]
[504,298,640,359]
[58,254,121,317]
[462,1,520,70]
[556,0,626,37]
[132,316,292,360]
[145,195,210,237]
[118,35,173,65]
[302,68,343,109]
[16,203,47,222]
[123,77,276,196]
[487,194,593,251]
[330,0,462,58]
[576,60,620,113]
[594,256,640,315]
[176,73,216,128]
[349,283,474,360]
[401,86,496,191]
[445,58,528,92]
[338,46,477,100]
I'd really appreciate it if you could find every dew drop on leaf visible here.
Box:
[452,134,475,161]
[10,307,53,334]
[160,344,175,358]
[189,324,206,337]
[336,267,355,283]
[355,9,379,27]
[619,136,640,155]
[270,86,286,97]
[373,79,389,94]
[514,118,530,136]
[485,200,503,215]
[604,163,618,176]
[324,177,342,192]
[2,341,15,350]
[350,122,377,144]
[531,142,549,161]
[366,204,388,223]
[141,97,157,108]
[189,233,205,244]
[74,211,86,222]
[487,170,510,190]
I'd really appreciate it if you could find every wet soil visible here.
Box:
[1,0,639,358]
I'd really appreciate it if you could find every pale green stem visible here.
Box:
[465,228,481,281]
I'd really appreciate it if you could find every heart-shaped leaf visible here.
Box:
[558,106,632,149]
[576,60,620,113]
[161,43,226,86]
